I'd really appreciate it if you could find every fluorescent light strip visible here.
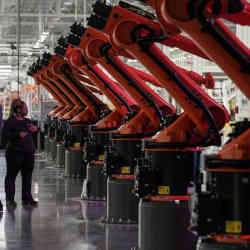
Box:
[64,2,73,6]
[0,66,12,69]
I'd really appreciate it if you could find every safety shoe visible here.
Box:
[6,200,17,210]
[22,199,38,206]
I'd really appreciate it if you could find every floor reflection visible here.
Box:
[0,153,138,250]
[81,200,138,250]
[80,219,138,250]
[4,208,34,249]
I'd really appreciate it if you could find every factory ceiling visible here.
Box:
[0,0,152,88]
[0,0,95,87]
[0,0,242,90]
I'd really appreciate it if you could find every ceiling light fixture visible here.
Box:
[64,2,73,6]
[39,32,49,43]
[0,71,13,74]
[33,31,50,48]
[0,66,12,69]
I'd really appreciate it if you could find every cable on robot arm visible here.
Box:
[190,0,250,26]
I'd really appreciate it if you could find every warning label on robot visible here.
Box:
[121,167,130,174]
[226,221,242,233]
[98,155,104,161]
[158,186,170,195]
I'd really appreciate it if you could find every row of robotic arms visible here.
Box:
[27,0,250,249]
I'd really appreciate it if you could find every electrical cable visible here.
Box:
[80,54,134,115]
[130,24,221,146]
[99,42,164,128]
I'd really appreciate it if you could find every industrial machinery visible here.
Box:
[28,61,72,119]
[43,50,112,177]
[89,0,229,248]
[28,59,75,159]
[146,1,250,250]
[59,34,140,200]
[30,51,109,176]
[55,34,138,198]
[68,20,177,223]
[38,54,86,162]
[55,37,109,170]
[41,54,85,121]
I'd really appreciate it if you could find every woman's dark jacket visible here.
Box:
[2,117,35,153]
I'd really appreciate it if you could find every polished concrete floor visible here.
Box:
[0,152,138,250]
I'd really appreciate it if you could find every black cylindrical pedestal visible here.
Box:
[81,199,106,220]
[44,135,49,156]
[81,163,106,200]
[56,143,65,167]
[71,149,85,178]
[49,139,57,160]
[65,149,71,177]
[197,238,250,250]
[107,177,138,224]
[65,149,85,178]
[138,199,196,250]
[48,138,52,158]
[105,224,138,250]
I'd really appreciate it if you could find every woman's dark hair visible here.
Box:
[9,98,26,118]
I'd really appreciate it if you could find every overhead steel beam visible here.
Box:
[56,0,62,14]
[0,54,40,57]
[0,13,86,17]
[0,44,36,47]
[0,38,36,42]
[17,0,21,95]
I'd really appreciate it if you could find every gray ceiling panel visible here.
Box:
[0,0,94,87]
[0,0,153,88]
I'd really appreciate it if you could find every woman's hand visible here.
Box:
[28,124,38,133]
[20,131,28,138]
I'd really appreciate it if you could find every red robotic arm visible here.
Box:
[28,66,66,117]
[52,50,109,124]
[29,60,76,118]
[42,70,78,119]
[195,0,250,25]
[41,56,82,120]
[146,0,250,242]
[66,46,139,129]
[43,53,110,123]
[75,26,176,136]
[126,65,215,89]
[72,71,104,95]
[89,2,228,145]
[146,0,249,158]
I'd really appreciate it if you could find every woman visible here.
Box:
[2,98,38,209]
